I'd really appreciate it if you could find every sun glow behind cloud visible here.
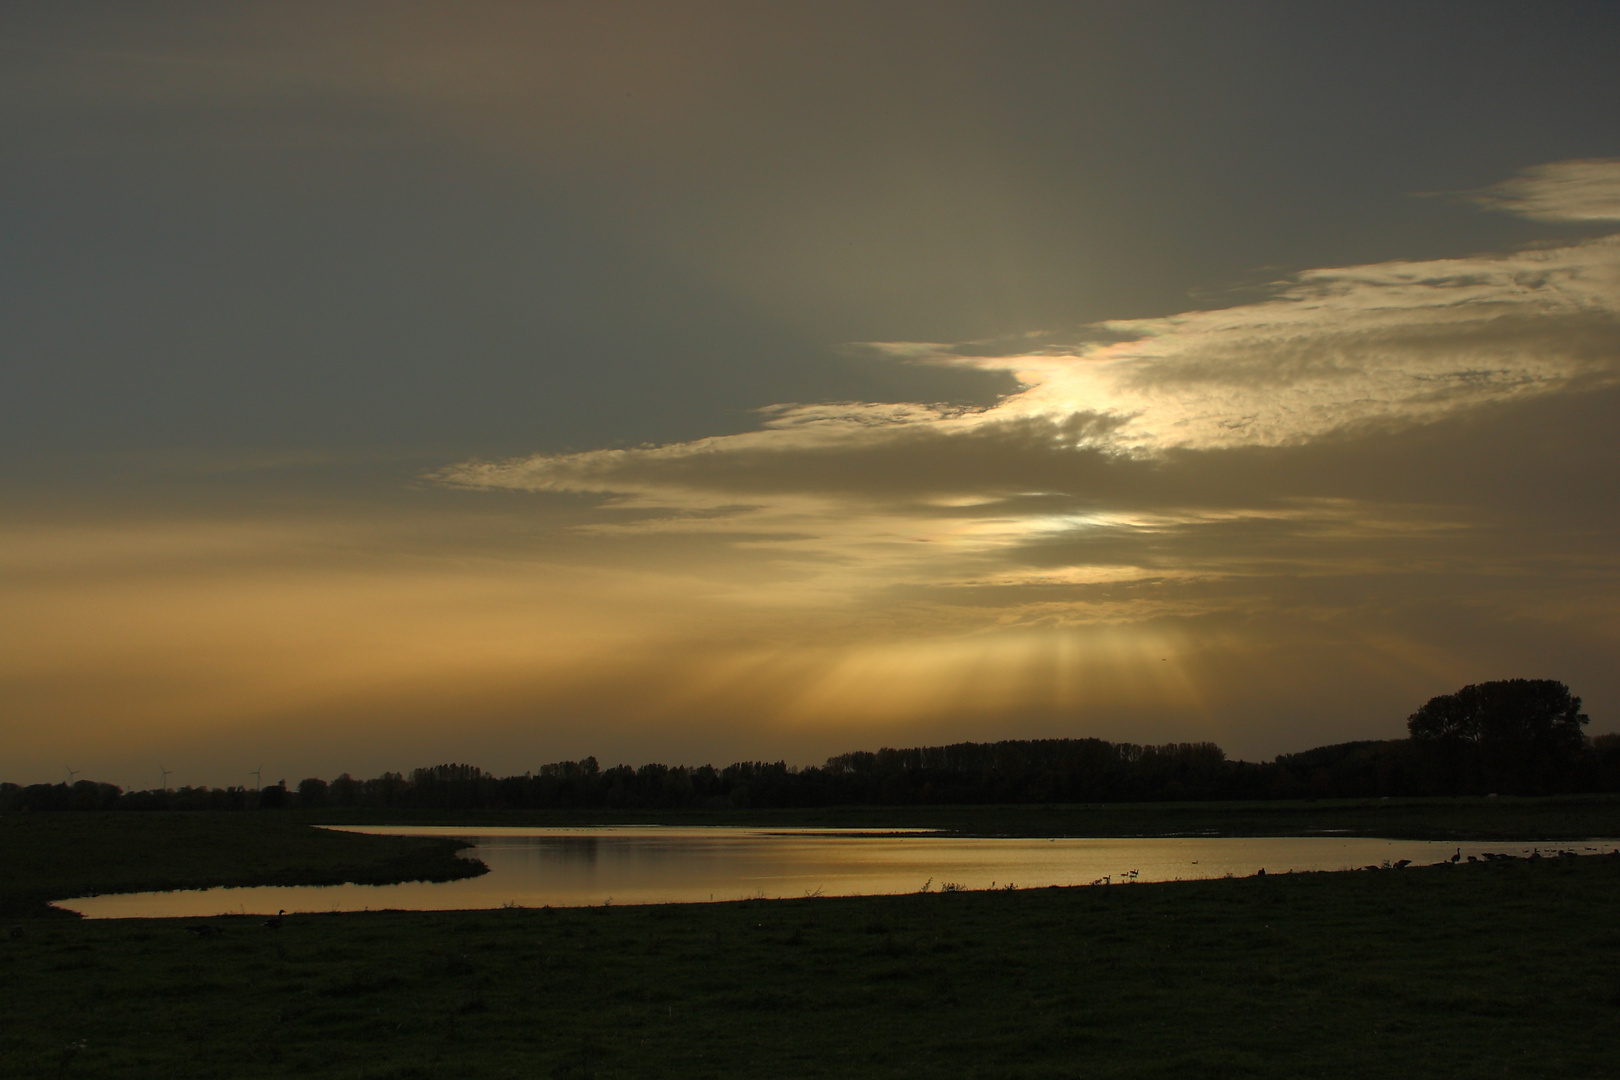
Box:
[8,163,1620,782]
[439,162,1620,590]
[418,161,1620,758]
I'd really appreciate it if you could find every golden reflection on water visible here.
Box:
[57,829,1618,919]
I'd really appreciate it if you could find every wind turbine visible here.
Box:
[65,766,81,784]
[250,764,264,791]
[159,765,173,792]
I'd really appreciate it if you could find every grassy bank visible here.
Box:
[0,813,483,919]
[297,791,1620,840]
[3,854,1618,1078]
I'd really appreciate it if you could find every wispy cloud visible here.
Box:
[1469,159,1620,223]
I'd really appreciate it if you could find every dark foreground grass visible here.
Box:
[4,855,1619,1079]
[0,814,482,919]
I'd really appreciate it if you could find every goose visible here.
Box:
[262,909,285,929]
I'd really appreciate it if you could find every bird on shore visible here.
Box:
[262,910,285,929]
[1449,848,1461,864]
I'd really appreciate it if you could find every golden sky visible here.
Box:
[4,4,1619,786]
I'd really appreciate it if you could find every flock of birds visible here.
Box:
[1076,847,1620,886]
[1358,846,1610,872]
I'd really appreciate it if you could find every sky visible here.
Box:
[4,2,1620,789]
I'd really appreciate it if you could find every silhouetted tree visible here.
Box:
[329,773,359,806]
[10,707,1617,812]
[1408,679,1589,794]
[1578,732,1620,793]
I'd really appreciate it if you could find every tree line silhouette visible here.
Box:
[7,680,1617,812]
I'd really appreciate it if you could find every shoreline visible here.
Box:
[9,794,1620,919]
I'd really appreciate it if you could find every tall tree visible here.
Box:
[1408,679,1589,794]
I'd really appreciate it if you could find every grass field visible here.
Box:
[4,853,1618,1078]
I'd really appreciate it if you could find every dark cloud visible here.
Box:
[6,5,1620,462]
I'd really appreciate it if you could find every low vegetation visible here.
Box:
[295,791,1620,841]
[0,813,481,919]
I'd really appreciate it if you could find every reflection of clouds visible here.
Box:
[438,169,1620,603]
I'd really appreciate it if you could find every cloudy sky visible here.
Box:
[5,2,1620,788]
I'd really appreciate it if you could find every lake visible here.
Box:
[56,826,1617,918]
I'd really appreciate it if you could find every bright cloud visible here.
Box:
[438,166,1620,601]
[1470,158,1620,223]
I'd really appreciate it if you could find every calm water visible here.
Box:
[57,827,1618,919]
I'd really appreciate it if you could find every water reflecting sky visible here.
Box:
[58,827,1618,918]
